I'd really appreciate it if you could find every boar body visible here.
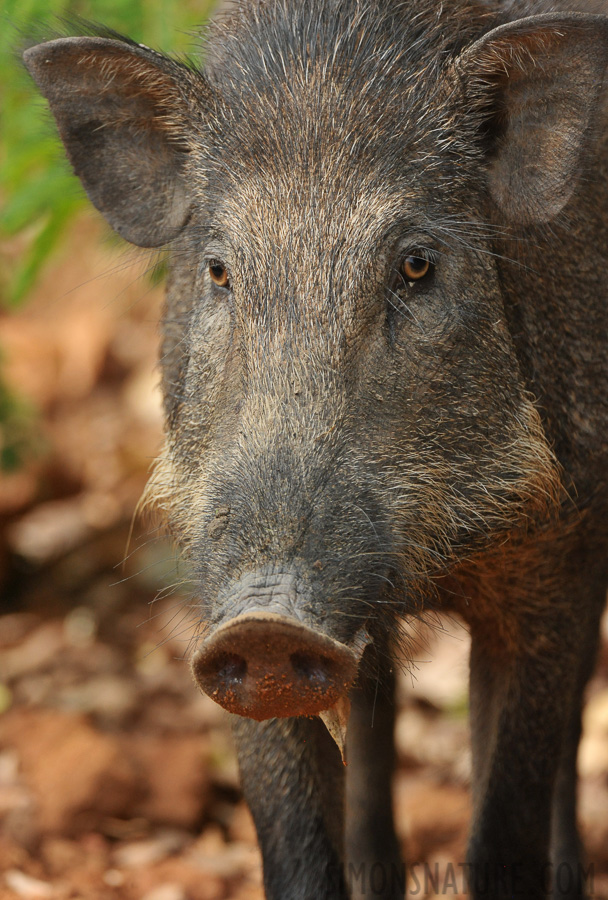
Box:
[24,2,608,897]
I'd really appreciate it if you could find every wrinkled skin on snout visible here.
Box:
[25,2,608,898]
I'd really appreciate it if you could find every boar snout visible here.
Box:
[192,610,361,720]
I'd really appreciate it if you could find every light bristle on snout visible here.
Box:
[191,610,360,721]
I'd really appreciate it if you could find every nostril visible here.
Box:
[290,652,333,687]
[192,611,361,719]
[213,653,247,685]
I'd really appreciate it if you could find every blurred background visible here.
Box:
[0,1,607,898]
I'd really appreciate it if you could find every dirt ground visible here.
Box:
[1,218,607,899]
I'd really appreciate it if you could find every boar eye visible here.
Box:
[401,252,433,283]
[209,260,230,288]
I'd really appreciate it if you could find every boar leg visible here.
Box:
[233,715,348,900]
[467,575,605,900]
[550,595,604,900]
[345,657,404,900]
[468,631,562,899]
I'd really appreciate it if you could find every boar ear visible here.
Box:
[458,14,608,225]
[23,37,210,247]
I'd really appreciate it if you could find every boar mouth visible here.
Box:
[191,610,370,724]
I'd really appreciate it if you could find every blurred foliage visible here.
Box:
[0,0,216,471]
[0,363,39,471]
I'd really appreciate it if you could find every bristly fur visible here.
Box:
[25,1,608,895]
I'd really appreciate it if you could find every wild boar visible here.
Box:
[24,1,608,897]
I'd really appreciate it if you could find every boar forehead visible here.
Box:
[188,0,491,257]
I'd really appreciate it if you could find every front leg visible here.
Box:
[467,627,564,899]
[345,652,404,900]
[233,715,349,900]
[463,544,606,900]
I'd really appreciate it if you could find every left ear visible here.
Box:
[23,36,214,247]
[457,13,608,225]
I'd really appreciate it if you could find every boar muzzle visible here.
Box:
[191,610,361,720]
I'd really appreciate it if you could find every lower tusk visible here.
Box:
[319,695,351,765]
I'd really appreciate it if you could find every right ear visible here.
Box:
[456,14,608,225]
[23,36,213,247]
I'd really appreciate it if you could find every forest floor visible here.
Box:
[1,218,607,900]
